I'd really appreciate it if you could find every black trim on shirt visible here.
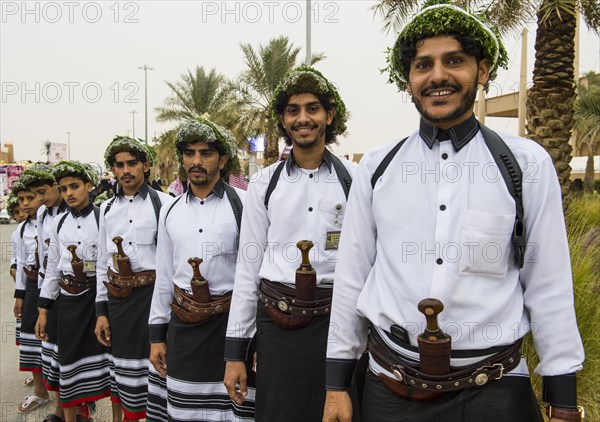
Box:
[38,297,55,309]
[14,289,26,299]
[285,148,334,176]
[543,373,578,408]
[70,202,94,218]
[224,337,252,361]
[419,114,479,152]
[96,300,109,317]
[149,323,169,343]
[325,358,358,390]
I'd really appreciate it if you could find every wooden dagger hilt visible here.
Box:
[188,257,205,281]
[418,298,448,342]
[296,240,315,273]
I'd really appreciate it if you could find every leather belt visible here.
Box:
[369,328,522,401]
[23,265,39,282]
[59,273,96,295]
[258,279,332,330]
[171,285,231,324]
[105,268,156,298]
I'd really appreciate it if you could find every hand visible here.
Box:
[95,315,111,347]
[35,309,48,341]
[223,361,248,404]
[150,343,167,377]
[322,390,353,422]
[13,298,23,319]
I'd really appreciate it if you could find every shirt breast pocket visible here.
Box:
[204,223,238,260]
[135,219,157,245]
[458,210,514,278]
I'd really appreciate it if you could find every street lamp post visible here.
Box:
[67,131,71,160]
[138,64,154,144]
[130,110,137,138]
[305,0,311,65]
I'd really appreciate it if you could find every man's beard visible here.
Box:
[413,77,478,125]
[187,166,209,186]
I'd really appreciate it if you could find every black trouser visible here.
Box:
[361,369,543,422]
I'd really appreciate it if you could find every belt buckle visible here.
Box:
[492,363,504,380]
[391,365,405,383]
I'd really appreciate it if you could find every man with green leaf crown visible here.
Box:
[94,136,172,421]
[323,2,584,421]
[148,116,255,421]
[224,66,356,421]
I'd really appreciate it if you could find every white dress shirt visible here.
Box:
[226,151,356,348]
[148,180,246,342]
[15,217,38,293]
[36,202,68,287]
[39,204,99,306]
[325,124,584,389]
[95,184,172,314]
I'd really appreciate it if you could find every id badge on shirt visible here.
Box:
[325,231,341,250]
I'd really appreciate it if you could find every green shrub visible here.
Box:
[523,194,600,419]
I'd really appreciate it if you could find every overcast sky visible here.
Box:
[2,1,599,168]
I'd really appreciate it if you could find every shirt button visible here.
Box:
[441,153,448,160]
[129,220,133,223]
[439,205,446,211]
[129,241,132,245]
[129,199,133,203]
[309,173,314,179]
[436,258,443,265]
[78,241,81,245]
[308,207,313,212]
[77,225,81,229]
[200,201,205,205]
[199,229,203,233]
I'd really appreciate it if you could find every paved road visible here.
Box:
[1,223,115,421]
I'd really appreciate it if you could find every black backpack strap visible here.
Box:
[264,161,286,209]
[479,124,526,268]
[164,195,184,222]
[56,213,70,235]
[20,218,29,239]
[329,153,353,200]
[147,187,162,224]
[371,137,409,188]
[93,206,100,228]
[222,183,244,232]
[103,197,117,216]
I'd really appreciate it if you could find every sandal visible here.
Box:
[16,394,50,413]
[44,414,65,422]
[23,376,34,386]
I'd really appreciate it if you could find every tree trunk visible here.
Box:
[584,148,595,192]
[526,0,577,210]
[263,120,280,167]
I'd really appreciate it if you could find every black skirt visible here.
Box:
[255,300,329,422]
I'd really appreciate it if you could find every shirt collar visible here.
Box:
[419,114,480,152]
[185,178,224,202]
[116,181,149,199]
[45,200,68,217]
[70,202,94,218]
[285,148,333,176]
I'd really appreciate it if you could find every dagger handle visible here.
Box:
[297,240,314,272]
[188,257,205,281]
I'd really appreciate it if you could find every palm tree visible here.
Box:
[231,36,325,165]
[574,72,600,191]
[153,66,241,180]
[155,66,235,126]
[41,140,51,163]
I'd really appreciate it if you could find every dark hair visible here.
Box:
[176,139,226,158]
[26,178,55,188]
[105,149,149,167]
[400,32,486,83]
[274,92,337,146]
